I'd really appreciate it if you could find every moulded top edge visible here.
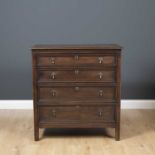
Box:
[31,44,122,50]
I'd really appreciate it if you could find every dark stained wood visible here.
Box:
[37,82,117,87]
[32,53,39,141]
[115,54,121,141]
[38,86,115,101]
[31,44,121,141]
[37,100,116,106]
[36,55,116,66]
[39,106,115,123]
[32,44,122,50]
[39,122,116,128]
[37,69,115,83]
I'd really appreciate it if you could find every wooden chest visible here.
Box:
[32,44,121,141]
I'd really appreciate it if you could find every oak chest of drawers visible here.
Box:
[32,44,121,141]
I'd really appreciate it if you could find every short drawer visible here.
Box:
[37,55,116,66]
[38,86,116,101]
[39,106,115,123]
[37,69,115,83]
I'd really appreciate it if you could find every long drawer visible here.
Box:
[38,86,116,101]
[36,55,116,67]
[37,69,116,83]
[39,105,115,123]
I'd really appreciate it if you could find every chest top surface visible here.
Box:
[32,44,122,50]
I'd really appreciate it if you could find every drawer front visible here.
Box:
[39,106,79,122]
[80,106,115,122]
[38,70,115,82]
[38,86,115,101]
[37,55,116,66]
[39,106,115,123]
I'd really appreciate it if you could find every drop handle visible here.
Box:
[49,89,56,97]
[98,111,103,117]
[75,86,80,91]
[75,69,79,75]
[49,57,55,64]
[74,55,79,60]
[49,72,56,79]
[99,90,104,97]
[98,72,103,79]
[50,109,56,118]
[98,57,104,64]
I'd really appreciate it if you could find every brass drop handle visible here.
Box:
[98,72,103,79]
[50,109,56,118]
[75,69,79,75]
[99,90,104,97]
[49,72,56,79]
[49,89,56,97]
[98,111,102,117]
[75,86,80,91]
[49,57,55,64]
[74,55,79,60]
[98,57,104,64]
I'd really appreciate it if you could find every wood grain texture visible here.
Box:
[37,69,116,83]
[37,55,116,66]
[32,44,121,141]
[0,110,155,155]
[38,106,115,123]
[38,86,115,100]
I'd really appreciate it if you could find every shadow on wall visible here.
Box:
[122,64,155,99]
[122,83,155,99]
